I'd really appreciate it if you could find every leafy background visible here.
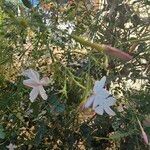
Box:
[0,0,150,149]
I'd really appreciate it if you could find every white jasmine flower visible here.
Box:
[22,69,49,102]
[84,76,116,116]
[6,143,17,150]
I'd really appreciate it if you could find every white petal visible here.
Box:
[22,69,40,82]
[97,89,110,98]
[40,77,50,86]
[29,87,39,102]
[105,96,116,106]
[39,86,48,100]
[93,76,106,93]
[23,79,40,87]
[92,94,104,109]
[84,95,95,108]
[104,106,116,116]
[94,104,104,115]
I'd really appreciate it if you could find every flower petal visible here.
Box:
[105,96,116,106]
[29,87,39,102]
[39,86,48,100]
[92,94,104,109]
[84,95,95,109]
[22,69,40,82]
[97,89,110,99]
[94,104,104,115]
[104,106,116,116]
[40,77,50,86]
[93,76,106,93]
[23,79,40,87]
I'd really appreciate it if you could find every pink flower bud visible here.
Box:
[104,45,133,61]
[141,130,149,145]
[137,118,149,145]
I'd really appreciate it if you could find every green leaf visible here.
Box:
[0,131,5,139]
[34,122,47,146]
[0,125,5,139]
[109,130,135,141]
[21,0,32,8]
[47,95,65,115]
[0,125,4,131]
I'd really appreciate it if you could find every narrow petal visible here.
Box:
[40,77,50,86]
[23,79,40,87]
[93,94,103,109]
[104,106,116,116]
[29,87,39,102]
[93,76,106,93]
[84,95,95,109]
[92,94,104,115]
[105,96,116,106]
[94,105,104,115]
[22,69,40,82]
[98,89,110,99]
[39,86,48,100]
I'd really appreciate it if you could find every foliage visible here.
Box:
[0,0,150,149]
